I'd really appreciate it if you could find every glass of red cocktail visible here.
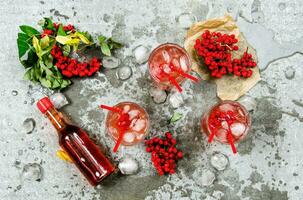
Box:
[101,102,149,152]
[148,43,198,92]
[201,100,251,154]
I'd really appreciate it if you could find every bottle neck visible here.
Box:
[45,108,67,132]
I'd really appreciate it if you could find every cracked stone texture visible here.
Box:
[0,0,302,199]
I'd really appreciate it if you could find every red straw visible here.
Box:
[179,71,199,83]
[208,131,216,143]
[100,104,122,114]
[168,76,182,92]
[113,129,126,152]
[227,130,237,154]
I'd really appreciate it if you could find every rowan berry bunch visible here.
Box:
[41,23,75,38]
[145,132,183,176]
[194,30,256,78]
[51,45,101,78]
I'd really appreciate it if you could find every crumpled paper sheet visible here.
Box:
[184,15,260,100]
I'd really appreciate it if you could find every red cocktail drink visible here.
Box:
[148,43,198,92]
[201,101,251,153]
[102,102,149,152]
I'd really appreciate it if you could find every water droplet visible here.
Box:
[279,2,286,10]
[21,163,43,182]
[117,66,132,80]
[22,118,36,134]
[284,66,295,79]
[176,13,197,29]
[210,153,229,171]
[133,45,149,64]
[149,87,167,104]
[102,57,120,69]
[11,90,18,96]
[237,96,257,112]
[24,101,27,104]
[193,169,216,186]
[252,11,265,23]
[14,160,21,169]
[30,98,35,105]
[169,92,184,108]
[49,93,69,109]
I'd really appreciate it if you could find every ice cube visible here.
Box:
[230,123,246,137]
[21,163,43,182]
[149,87,167,104]
[49,93,69,109]
[123,132,136,143]
[118,156,139,175]
[162,50,171,63]
[210,153,229,171]
[171,58,180,69]
[176,13,197,29]
[169,92,184,108]
[162,64,171,73]
[237,96,257,112]
[221,121,229,130]
[194,169,216,187]
[128,110,140,120]
[133,45,149,64]
[109,127,118,137]
[136,133,145,140]
[216,129,228,143]
[117,66,132,80]
[219,103,235,113]
[179,55,189,72]
[123,105,131,113]
[132,119,146,132]
[102,56,120,69]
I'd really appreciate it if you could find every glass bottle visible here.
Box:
[37,97,115,186]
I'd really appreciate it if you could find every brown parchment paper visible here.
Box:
[184,15,260,100]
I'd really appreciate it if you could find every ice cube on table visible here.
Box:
[210,153,229,171]
[132,119,146,132]
[230,122,246,137]
[128,110,140,120]
[176,13,197,29]
[169,92,184,108]
[117,66,132,80]
[21,163,43,182]
[149,87,167,104]
[179,55,189,72]
[102,56,120,69]
[237,96,257,112]
[196,169,216,186]
[49,93,69,109]
[133,45,149,64]
[162,50,171,63]
[123,132,136,143]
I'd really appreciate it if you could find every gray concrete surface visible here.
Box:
[0,0,302,199]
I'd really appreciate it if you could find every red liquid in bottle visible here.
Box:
[37,97,115,186]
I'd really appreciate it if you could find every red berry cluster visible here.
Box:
[145,132,183,176]
[194,30,257,78]
[51,45,101,77]
[41,23,75,38]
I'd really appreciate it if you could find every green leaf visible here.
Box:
[20,25,40,37]
[108,38,123,49]
[23,69,32,80]
[32,36,42,58]
[43,18,54,30]
[40,78,52,88]
[62,45,71,56]
[51,79,61,88]
[98,35,107,43]
[60,79,71,89]
[74,32,91,44]
[100,42,111,56]
[17,38,30,58]
[170,112,183,123]
[18,33,30,41]
[20,49,38,68]
[57,24,67,36]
